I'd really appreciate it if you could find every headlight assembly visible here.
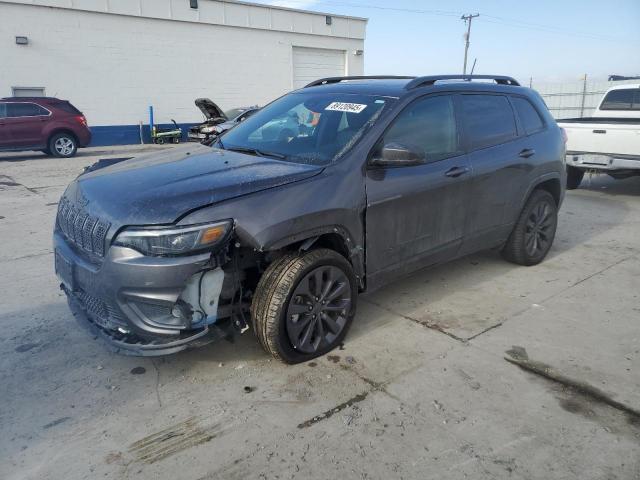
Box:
[113,220,232,256]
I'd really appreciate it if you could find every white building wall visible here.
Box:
[0,0,366,143]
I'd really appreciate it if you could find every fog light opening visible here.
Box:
[171,300,193,320]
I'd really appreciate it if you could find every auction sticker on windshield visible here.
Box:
[325,102,368,113]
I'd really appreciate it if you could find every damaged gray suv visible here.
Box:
[54,75,566,363]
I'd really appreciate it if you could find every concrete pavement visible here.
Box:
[0,146,638,479]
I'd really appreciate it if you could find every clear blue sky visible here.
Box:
[250,0,640,83]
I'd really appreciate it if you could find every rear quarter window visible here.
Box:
[50,101,82,114]
[600,89,640,110]
[460,94,517,150]
[512,97,545,135]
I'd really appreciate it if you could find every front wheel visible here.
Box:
[502,190,558,266]
[251,249,357,364]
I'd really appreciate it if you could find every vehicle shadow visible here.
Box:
[574,173,640,197]
[349,181,633,342]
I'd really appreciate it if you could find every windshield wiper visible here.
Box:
[224,145,287,160]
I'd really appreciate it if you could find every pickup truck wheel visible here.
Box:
[251,249,357,364]
[49,133,77,158]
[502,190,557,266]
[566,166,584,190]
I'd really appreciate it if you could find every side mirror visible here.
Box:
[371,142,426,167]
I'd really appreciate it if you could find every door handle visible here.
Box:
[593,129,606,134]
[444,166,470,178]
[519,148,535,158]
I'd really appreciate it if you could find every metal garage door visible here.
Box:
[292,47,346,89]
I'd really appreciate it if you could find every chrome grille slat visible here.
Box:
[55,198,110,258]
[73,212,88,246]
[82,217,97,252]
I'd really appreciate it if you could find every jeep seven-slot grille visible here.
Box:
[57,198,110,257]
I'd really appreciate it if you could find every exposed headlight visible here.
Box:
[201,126,217,133]
[113,220,232,256]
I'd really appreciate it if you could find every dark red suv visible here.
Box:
[0,97,91,158]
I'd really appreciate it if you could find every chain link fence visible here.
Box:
[528,77,639,119]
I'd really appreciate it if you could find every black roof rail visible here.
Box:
[405,75,520,89]
[304,76,416,88]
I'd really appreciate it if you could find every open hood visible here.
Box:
[195,98,227,121]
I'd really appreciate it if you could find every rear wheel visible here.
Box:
[566,166,584,190]
[49,133,77,158]
[251,249,357,363]
[502,190,558,266]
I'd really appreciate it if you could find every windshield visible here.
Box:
[216,93,395,165]
[224,108,245,119]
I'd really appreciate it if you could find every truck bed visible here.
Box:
[557,117,640,157]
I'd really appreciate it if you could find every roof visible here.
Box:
[606,83,640,91]
[299,75,529,98]
[0,96,65,102]
[221,0,367,22]
[1,0,367,40]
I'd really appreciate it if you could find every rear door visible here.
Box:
[365,94,472,284]
[4,102,51,147]
[458,93,529,253]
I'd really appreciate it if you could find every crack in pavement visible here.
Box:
[505,346,640,420]
[366,254,637,346]
[151,358,163,408]
[0,174,41,195]
[360,298,467,343]
[0,250,53,263]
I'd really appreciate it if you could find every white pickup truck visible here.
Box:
[557,84,640,189]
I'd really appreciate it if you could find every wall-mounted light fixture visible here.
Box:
[354,49,364,56]
[15,36,29,45]
[325,15,332,25]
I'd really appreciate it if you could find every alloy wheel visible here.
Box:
[286,265,352,353]
[54,137,75,156]
[524,201,554,257]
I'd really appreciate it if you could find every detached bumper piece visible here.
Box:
[63,284,230,356]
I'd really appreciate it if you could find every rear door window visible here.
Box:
[512,97,545,135]
[600,89,638,110]
[381,95,461,163]
[50,101,81,114]
[460,94,517,150]
[6,103,49,117]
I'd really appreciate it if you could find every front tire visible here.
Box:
[251,249,357,364]
[502,190,558,266]
[566,166,584,190]
[49,133,77,158]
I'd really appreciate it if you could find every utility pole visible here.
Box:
[461,13,479,75]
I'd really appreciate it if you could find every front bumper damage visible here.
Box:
[54,230,236,356]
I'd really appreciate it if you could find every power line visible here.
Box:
[262,0,634,43]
